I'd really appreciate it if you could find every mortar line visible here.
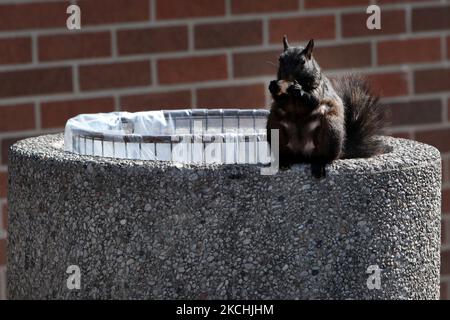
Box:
[226,51,233,79]
[150,58,158,86]
[442,96,448,124]
[262,17,269,46]
[441,275,450,282]
[34,101,41,130]
[31,33,38,64]
[187,22,195,52]
[113,95,120,112]
[191,88,197,109]
[149,0,156,21]
[0,266,6,300]
[442,35,448,61]
[407,69,414,96]
[225,0,231,16]
[72,64,80,94]
[405,4,412,34]
[111,29,118,58]
[335,12,342,41]
[371,39,377,67]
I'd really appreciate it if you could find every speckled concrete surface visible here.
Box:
[7,134,441,299]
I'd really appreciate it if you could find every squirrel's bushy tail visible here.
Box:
[333,74,385,159]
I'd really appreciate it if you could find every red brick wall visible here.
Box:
[0,0,449,299]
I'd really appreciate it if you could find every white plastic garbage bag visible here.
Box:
[64,109,270,164]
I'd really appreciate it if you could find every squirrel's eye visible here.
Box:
[299,58,306,65]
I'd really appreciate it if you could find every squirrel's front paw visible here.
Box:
[269,80,280,96]
[287,82,303,97]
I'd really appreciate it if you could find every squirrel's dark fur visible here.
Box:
[267,36,384,178]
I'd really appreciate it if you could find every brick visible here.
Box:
[385,99,441,126]
[443,219,447,246]
[233,50,280,78]
[0,37,32,65]
[443,158,449,183]
[38,32,111,61]
[314,43,372,70]
[378,0,437,3]
[0,239,5,265]
[156,0,225,20]
[41,97,115,129]
[231,0,298,14]
[158,55,228,84]
[2,139,12,165]
[197,84,266,108]
[0,104,35,132]
[118,26,188,55]
[443,188,450,214]
[304,0,369,9]
[342,10,405,37]
[0,67,72,98]
[1,203,7,232]
[414,68,450,94]
[2,137,30,165]
[415,128,450,153]
[412,5,450,32]
[442,250,450,275]
[270,16,335,43]
[0,2,68,31]
[441,159,447,183]
[365,72,409,97]
[441,281,448,300]
[79,61,151,91]
[448,37,450,60]
[389,132,411,139]
[78,0,149,25]
[120,91,191,112]
[195,21,263,49]
[448,98,450,122]
[378,38,441,65]
[0,172,6,198]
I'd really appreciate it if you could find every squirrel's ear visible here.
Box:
[283,35,289,51]
[304,39,314,59]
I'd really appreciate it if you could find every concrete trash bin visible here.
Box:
[7,124,441,299]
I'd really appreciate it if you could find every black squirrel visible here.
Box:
[267,36,384,178]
